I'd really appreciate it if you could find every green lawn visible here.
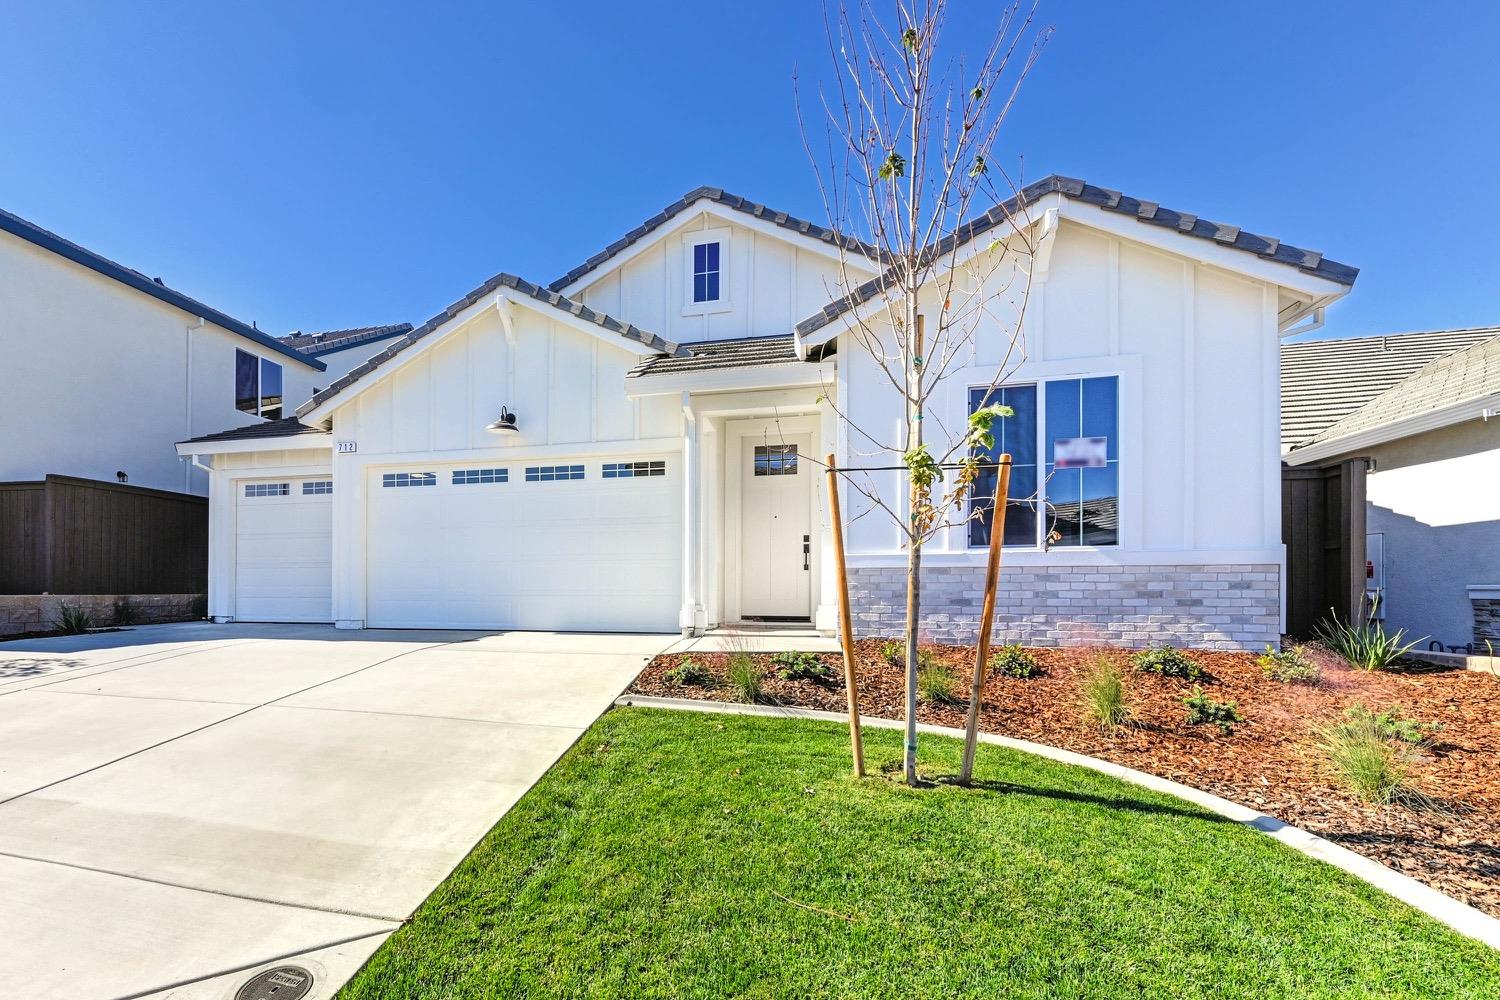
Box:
[339,708,1498,999]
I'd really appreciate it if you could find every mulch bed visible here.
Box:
[631,641,1500,918]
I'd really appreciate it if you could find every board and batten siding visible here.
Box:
[840,218,1283,567]
[575,213,872,345]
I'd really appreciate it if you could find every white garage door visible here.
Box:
[365,456,681,632]
[234,478,334,622]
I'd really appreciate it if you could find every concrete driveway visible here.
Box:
[0,622,669,999]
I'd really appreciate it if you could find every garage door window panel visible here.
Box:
[383,472,437,488]
[453,468,508,485]
[525,465,585,482]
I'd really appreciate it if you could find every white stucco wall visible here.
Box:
[0,230,322,495]
[838,217,1284,568]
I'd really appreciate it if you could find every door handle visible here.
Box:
[803,534,810,571]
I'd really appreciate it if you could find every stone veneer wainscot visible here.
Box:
[847,564,1281,651]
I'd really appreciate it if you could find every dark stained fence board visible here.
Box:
[0,476,206,595]
[0,482,47,592]
[1282,459,1367,638]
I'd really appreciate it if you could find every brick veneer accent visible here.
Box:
[0,594,202,637]
[1472,598,1500,649]
[846,563,1280,651]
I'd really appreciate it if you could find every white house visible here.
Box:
[176,177,1357,648]
[0,208,407,495]
[1283,327,1500,650]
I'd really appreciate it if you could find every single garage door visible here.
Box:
[234,477,334,622]
[365,456,681,632]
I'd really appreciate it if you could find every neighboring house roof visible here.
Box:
[179,417,327,445]
[795,175,1359,340]
[297,273,688,420]
[1304,334,1500,447]
[278,323,413,358]
[548,186,880,292]
[1280,327,1500,449]
[0,206,324,371]
[627,335,802,380]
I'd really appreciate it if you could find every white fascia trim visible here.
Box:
[558,199,880,298]
[1467,584,1500,601]
[175,434,333,457]
[624,360,836,399]
[350,436,683,467]
[1054,201,1353,302]
[847,547,1285,569]
[1283,391,1500,466]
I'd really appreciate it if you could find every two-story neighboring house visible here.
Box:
[0,208,408,496]
[176,177,1357,648]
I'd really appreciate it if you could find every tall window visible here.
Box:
[969,376,1119,548]
[691,241,720,303]
[235,349,284,420]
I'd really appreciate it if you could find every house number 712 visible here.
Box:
[336,441,358,454]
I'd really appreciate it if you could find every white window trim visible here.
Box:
[680,226,732,316]
[235,349,285,421]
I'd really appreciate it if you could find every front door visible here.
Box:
[739,433,813,619]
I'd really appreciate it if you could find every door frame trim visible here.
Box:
[722,416,820,624]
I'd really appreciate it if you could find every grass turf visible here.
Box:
[339,708,1499,999]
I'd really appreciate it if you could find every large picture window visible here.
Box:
[235,349,284,420]
[969,375,1119,548]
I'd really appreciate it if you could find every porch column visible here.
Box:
[679,393,705,635]
[814,393,841,635]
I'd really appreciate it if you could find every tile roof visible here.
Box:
[0,206,324,371]
[627,335,803,379]
[549,186,880,292]
[297,273,687,419]
[277,323,413,357]
[795,175,1359,340]
[1303,334,1500,447]
[180,417,327,446]
[1280,327,1500,449]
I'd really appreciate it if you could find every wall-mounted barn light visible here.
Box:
[485,406,519,434]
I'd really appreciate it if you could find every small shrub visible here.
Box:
[112,597,142,627]
[1257,644,1321,685]
[1081,655,1130,731]
[989,644,1039,679]
[1314,614,1422,671]
[771,650,832,682]
[1182,686,1243,735]
[879,639,903,666]
[1130,644,1207,681]
[54,604,94,634]
[1362,705,1441,745]
[1315,703,1426,805]
[726,653,763,704]
[916,656,960,704]
[663,659,711,687]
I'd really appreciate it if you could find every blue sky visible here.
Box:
[2,1,1495,340]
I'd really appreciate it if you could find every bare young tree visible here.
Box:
[799,0,1051,784]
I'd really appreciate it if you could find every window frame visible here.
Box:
[234,348,284,421]
[680,227,732,316]
[966,374,1122,552]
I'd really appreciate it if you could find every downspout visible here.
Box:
[184,317,206,490]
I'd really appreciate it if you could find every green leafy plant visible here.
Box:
[879,639,903,667]
[726,654,763,704]
[771,650,832,682]
[663,659,711,688]
[1130,644,1207,681]
[1359,705,1441,745]
[1314,614,1423,671]
[111,597,141,627]
[916,654,960,704]
[1314,704,1427,805]
[988,644,1039,679]
[1257,644,1321,685]
[1183,686,1243,735]
[54,604,94,634]
[1081,655,1130,731]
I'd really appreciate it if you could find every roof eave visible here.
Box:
[174,431,333,457]
[624,360,834,399]
[1284,392,1500,466]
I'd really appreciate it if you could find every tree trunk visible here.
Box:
[904,539,921,785]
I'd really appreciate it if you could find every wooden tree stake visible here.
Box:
[825,453,864,778]
[960,454,1012,785]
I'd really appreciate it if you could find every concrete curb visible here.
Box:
[614,694,1500,951]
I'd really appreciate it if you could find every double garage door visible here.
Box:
[235,457,681,632]
[365,455,681,632]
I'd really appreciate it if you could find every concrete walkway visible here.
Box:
[0,622,670,999]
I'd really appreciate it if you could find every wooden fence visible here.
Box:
[1281,459,1367,639]
[0,475,207,595]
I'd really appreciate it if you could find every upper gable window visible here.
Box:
[235,349,284,420]
[682,227,731,315]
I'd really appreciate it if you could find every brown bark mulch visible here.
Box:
[629,641,1500,918]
